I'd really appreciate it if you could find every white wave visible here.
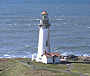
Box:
[29,19,33,21]
[61,52,90,56]
[83,54,90,56]
[74,24,77,25]
[7,57,12,58]
[25,45,29,47]
[14,23,17,25]
[51,19,65,21]
[35,19,39,21]
[32,53,37,57]
[8,24,11,25]
[3,54,17,58]
[86,27,90,28]
[2,51,35,58]
[53,47,58,50]
[61,52,74,56]
[56,19,62,21]
[29,19,39,21]
[7,19,10,21]
[25,24,31,26]
[0,57,3,58]
[23,56,27,58]
[64,23,66,24]
[3,54,9,57]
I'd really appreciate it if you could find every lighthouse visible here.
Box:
[32,10,61,64]
[38,10,51,57]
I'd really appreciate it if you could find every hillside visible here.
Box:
[0,58,90,76]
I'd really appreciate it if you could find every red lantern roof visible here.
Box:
[41,10,48,15]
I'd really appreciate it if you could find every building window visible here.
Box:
[46,41,48,46]
[46,26,47,28]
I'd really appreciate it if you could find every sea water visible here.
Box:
[0,0,90,58]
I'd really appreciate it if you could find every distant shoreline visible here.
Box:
[0,55,90,61]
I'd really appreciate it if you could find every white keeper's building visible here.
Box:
[32,10,61,64]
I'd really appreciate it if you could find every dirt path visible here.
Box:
[20,60,87,76]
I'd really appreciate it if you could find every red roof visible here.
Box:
[42,50,61,57]
[41,10,48,15]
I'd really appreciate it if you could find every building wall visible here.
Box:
[36,57,42,62]
[38,55,60,64]
[55,57,60,63]
[47,57,60,63]
[42,55,47,64]
[47,57,53,63]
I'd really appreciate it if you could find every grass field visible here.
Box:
[69,60,90,76]
[0,58,90,76]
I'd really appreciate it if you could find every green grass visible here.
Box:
[15,58,30,61]
[42,69,79,76]
[0,58,78,76]
[0,59,30,76]
[1,58,90,76]
[16,58,67,71]
[71,63,90,76]
[25,60,67,71]
[67,60,90,76]
[55,72,79,76]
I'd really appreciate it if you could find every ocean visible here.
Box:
[0,0,90,58]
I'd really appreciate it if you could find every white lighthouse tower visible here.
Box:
[32,10,61,63]
[38,10,51,57]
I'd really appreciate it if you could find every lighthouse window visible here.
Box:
[46,26,49,28]
[44,15,46,18]
[46,41,48,46]
[46,26,47,28]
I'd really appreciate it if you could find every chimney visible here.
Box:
[44,50,46,54]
